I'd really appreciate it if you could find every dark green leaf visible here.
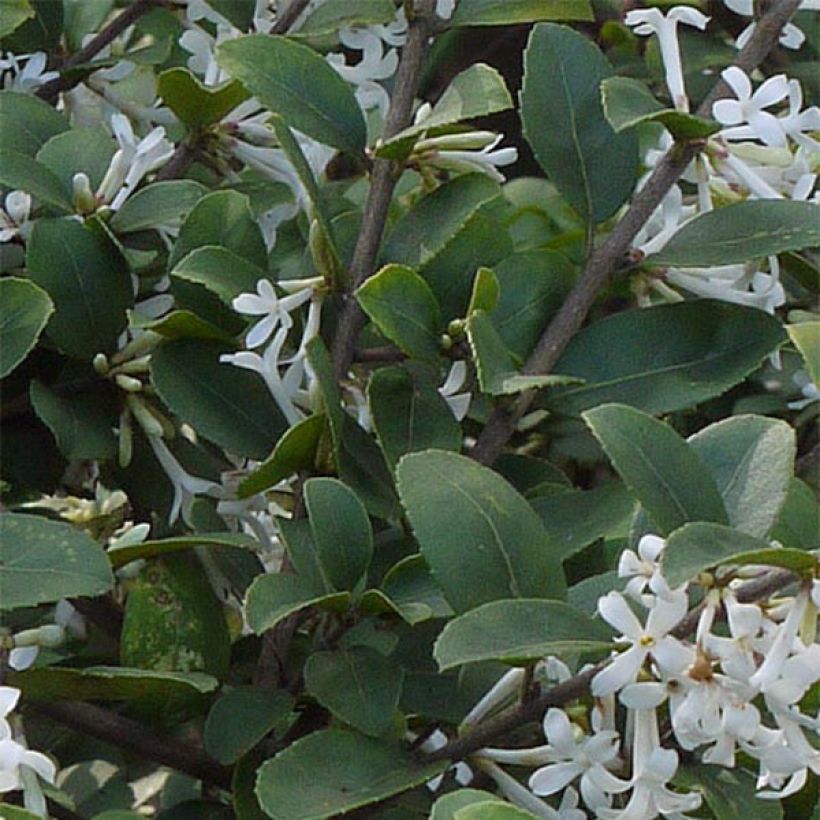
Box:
[295,0,396,36]
[218,34,366,156]
[0,513,114,610]
[521,23,637,223]
[108,532,258,570]
[26,218,132,359]
[434,598,612,671]
[467,266,500,315]
[379,554,454,624]
[457,804,541,820]
[111,180,207,234]
[368,366,462,470]
[649,201,820,267]
[0,148,72,211]
[158,67,249,129]
[150,339,286,460]
[451,0,593,25]
[676,765,782,820]
[601,76,720,138]
[431,791,505,820]
[36,124,115,192]
[0,90,69,156]
[304,647,403,736]
[304,477,373,592]
[0,0,34,38]
[205,688,295,764]
[239,413,326,497]
[63,0,114,50]
[357,264,442,360]
[132,309,237,344]
[787,321,820,384]
[548,301,786,415]
[396,449,566,613]
[0,277,53,378]
[663,522,815,588]
[383,174,500,268]
[770,479,819,551]
[688,415,795,538]
[245,573,350,634]
[583,404,728,534]
[254,729,446,820]
[171,245,266,306]
[30,380,116,461]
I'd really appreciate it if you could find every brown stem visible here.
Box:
[33,700,232,788]
[430,568,797,764]
[270,0,313,35]
[330,0,438,380]
[470,0,803,467]
[155,140,197,182]
[36,0,167,102]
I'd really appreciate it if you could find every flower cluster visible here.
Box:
[626,6,818,317]
[462,535,820,819]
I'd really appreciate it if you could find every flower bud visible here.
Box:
[126,394,164,438]
[114,373,143,393]
[72,172,97,215]
[93,353,110,375]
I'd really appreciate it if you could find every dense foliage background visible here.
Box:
[0,0,817,818]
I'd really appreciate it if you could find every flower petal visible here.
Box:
[528,760,582,796]
[598,591,643,639]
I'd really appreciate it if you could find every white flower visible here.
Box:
[0,51,58,92]
[147,436,221,524]
[624,6,710,111]
[591,590,689,696]
[723,0,818,50]
[713,67,791,147]
[618,534,677,603]
[0,737,56,795]
[0,191,31,243]
[232,279,314,349]
[789,369,820,409]
[439,361,471,420]
[412,131,518,183]
[529,709,628,810]
[0,688,19,740]
[704,593,764,681]
[419,729,473,791]
[780,79,820,153]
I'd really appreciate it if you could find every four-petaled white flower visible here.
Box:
[232,279,315,349]
[0,191,31,243]
[0,51,58,92]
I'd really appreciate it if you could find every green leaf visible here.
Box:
[171,245,266,306]
[0,148,72,211]
[357,264,442,360]
[63,0,114,51]
[205,688,295,764]
[662,522,815,588]
[770,478,819,551]
[120,555,231,679]
[0,0,34,38]
[0,90,69,156]
[239,413,326,498]
[169,189,267,270]
[378,554,454,624]
[468,266,500,315]
[676,765,782,820]
[396,450,566,613]
[688,415,795,538]
[467,310,580,395]
[521,23,637,223]
[294,0,396,36]
[255,728,446,820]
[131,309,236,344]
[649,201,820,267]
[0,277,53,378]
[0,806,39,820]
[108,532,258,570]
[218,34,366,156]
[30,380,116,461]
[110,180,207,234]
[35,124,115,193]
[383,174,500,269]
[304,647,403,737]
[456,805,541,820]
[378,64,514,159]
[547,301,786,415]
[451,0,593,25]
[531,482,636,561]
[491,250,573,361]
[431,791,505,820]
[245,573,350,634]
[368,366,462,470]
[26,218,132,359]
[150,339,286,460]
[304,477,373,592]
[8,665,218,701]
[788,321,820,384]
[158,67,249,129]
[601,76,720,139]
[583,404,728,535]
[434,599,611,671]
[0,513,114,610]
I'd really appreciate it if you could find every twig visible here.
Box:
[270,0,313,35]
[469,0,804,466]
[33,700,232,789]
[330,0,439,380]
[430,568,797,763]
[36,0,167,102]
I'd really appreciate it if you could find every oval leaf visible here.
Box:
[0,277,53,378]
[396,450,566,613]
